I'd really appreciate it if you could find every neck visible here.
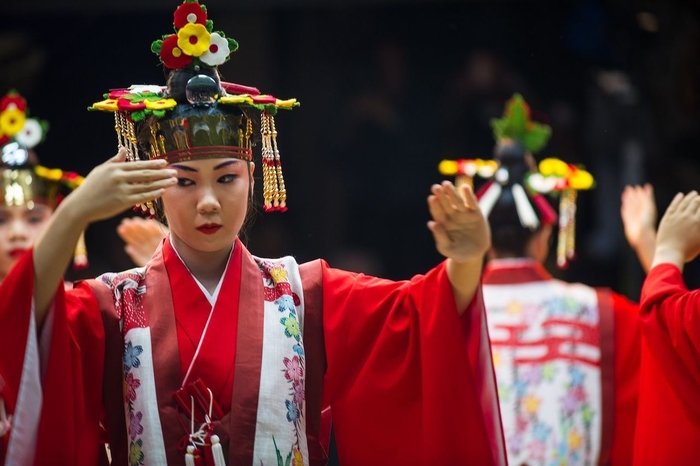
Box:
[169,234,233,293]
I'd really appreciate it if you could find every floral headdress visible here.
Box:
[89,0,299,213]
[439,94,595,268]
[0,90,88,268]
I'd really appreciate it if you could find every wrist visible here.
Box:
[651,244,685,271]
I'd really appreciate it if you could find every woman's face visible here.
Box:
[161,157,253,254]
[0,203,53,277]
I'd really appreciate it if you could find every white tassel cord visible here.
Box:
[211,435,226,466]
[478,182,503,218]
[512,183,540,229]
[185,445,196,466]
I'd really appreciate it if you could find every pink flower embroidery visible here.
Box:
[125,372,141,402]
[283,356,303,382]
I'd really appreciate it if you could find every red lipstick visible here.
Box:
[9,248,26,259]
[197,223,222,235]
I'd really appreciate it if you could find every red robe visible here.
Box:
[634,263,700,465]
[482,260,641,465]
[0,240,505,466]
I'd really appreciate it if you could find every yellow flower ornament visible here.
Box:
[0,108,26,137]
[177,23,211,57]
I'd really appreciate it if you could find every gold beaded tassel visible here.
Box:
[260,112,279,211]
[565,189,578,262]
[556,188,577,268]
[73,230,88,270]
[268,114,287,211]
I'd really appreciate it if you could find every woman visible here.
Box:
[440,95,650,465]
[0,2,504,465]
[0,91,85,284]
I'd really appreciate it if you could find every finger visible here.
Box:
[128,188,166,205]
[441,181,468,212]
[434,184,458,216]
[427,220,450,244]
[680,191,699,212]
[121,168,178,183]
[428,194,448,223]
[108,147,129,163]
[118,158,169,171]
[688,195,700,215]
[666,192,684,214]
[125,177,177,194]
[459,183,480,210]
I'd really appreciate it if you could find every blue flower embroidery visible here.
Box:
[285,399,300,423]
[275,295,296,314]
[292,344,305,356]
[532,423,551,442]
[569,366,585,386]
[124,341,144,371]
[513,378,528,397]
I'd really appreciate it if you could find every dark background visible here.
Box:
[3,0,699,300]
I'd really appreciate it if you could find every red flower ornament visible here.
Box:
[160,34,193,69]
[0,94,27,112]
[173,1,207,29]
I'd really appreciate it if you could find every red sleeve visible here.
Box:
[639,264,700,390]
[632,263,700,463]
[609,292,640,466]
[0,250,105,466]
[321,260,505,466]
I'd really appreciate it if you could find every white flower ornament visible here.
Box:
[200,32,230,67]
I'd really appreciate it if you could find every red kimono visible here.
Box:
[0,239,505,466]
[635,263,700,465]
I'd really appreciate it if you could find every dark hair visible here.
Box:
[487,139,550,258]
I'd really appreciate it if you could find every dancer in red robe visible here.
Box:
[441,94,653,465]
[633,189,700,465]
[0,2,505,465]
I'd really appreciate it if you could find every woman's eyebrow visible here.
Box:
[170,164,198,172]
[213,160,239,170]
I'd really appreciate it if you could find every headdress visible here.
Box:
[89,0,299,214]
[439,93,594,268]
[0,90,88,268]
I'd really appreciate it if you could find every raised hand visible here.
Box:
[70,148,177,224]
[427,180,491,263]
[427,180,490,313]
[621,183,657,272]
[652,191,700,271]
[32,148,177,322]
[117,217,169,267]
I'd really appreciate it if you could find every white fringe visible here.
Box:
[512,183,540,229]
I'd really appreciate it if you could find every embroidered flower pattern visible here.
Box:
[129,438,145,466]
[260,259,306,466]
[281,315,301,340]
[129,411,144,440]
[124,341,144,370]
[125,372,142,403]
[493,292,599,465]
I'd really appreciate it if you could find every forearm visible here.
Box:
[633,230,657,274]
[33,197,90,326]
[447,256,484,315]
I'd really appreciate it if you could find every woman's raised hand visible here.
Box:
[427,180,491,263]
[69,148,177,224]
[652,191,700,270]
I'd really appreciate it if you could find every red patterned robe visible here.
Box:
[0,238,505,466]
